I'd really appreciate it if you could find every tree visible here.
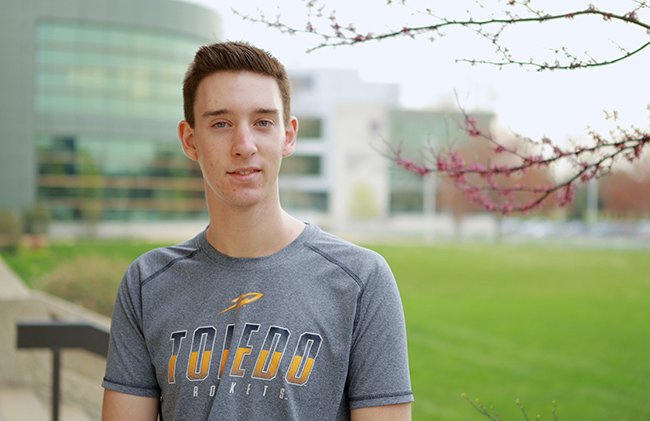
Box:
[238,0,650,213]
[600,170,650,217]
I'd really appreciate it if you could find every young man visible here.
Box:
[102,41,413,420]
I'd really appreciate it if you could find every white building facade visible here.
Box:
[282,68,496,238]
[282,69,399,231]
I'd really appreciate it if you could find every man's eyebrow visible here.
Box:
[254,108,280,117]
[201,109,229,119]
[201,108,280,119]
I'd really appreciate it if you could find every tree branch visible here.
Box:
[238,0,650,213]
[389,108,650,214]
[236,1,650,70]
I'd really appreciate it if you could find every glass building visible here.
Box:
[0,0,220,221]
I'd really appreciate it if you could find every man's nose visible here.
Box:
[231,126,257,158]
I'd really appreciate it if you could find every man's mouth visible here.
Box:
[228,168,260,176]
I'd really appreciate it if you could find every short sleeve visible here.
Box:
[347,256,414,409]
[102,265,160,397]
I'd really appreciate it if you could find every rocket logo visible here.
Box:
[220,292,264,315]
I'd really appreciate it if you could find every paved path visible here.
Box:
[0,387,91,421]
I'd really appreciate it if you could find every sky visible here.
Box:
[181,0,649,144]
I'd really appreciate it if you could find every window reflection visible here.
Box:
[35,20,197,120]
[36,135,206,221]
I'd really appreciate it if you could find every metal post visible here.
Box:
[16,321,110,421]
[52,347,60,421]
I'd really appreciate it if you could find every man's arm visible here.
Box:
[351,403,412,421]
[102,390,159,421]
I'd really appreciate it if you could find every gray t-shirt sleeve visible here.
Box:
[346,254,414,409]
[102,264,160,397]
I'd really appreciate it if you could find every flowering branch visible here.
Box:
[236,0,650,71]
[388,108,650,214]
[237,0,650,213]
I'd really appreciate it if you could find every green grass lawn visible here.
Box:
[372,243,650,420]
[3,240,649,419]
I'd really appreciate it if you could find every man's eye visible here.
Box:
[213,121,228,128]
[257,120,273,128]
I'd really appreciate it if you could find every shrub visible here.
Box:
[24,204,51,235]
[37,255,129,316]
[0,209,23,253]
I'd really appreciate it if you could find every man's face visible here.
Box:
[178,71,297,210]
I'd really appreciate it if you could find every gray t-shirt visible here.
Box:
[103,224,413,420]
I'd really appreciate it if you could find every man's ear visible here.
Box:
[282,117,298,158]
[178,120,198,161]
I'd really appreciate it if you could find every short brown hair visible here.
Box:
[182,41,291,127]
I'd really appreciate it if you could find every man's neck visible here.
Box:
[205,204,305,258]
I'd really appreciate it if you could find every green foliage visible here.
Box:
[36,255,128,316]
[23,204,52,235]
[0,240,169,289]
[0,209,23,253]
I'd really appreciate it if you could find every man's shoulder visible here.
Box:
[304,226,390,284]
[125,231,204,284]
[307,225,381,257]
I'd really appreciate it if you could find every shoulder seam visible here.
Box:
[305,244,365,290]
[305,243,365,331]
[141,249,200,287]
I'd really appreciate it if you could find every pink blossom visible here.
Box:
[395,157,431,176]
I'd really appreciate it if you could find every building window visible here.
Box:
[280,190,328,212]
[280,155,322,176]
[389,191,423,213]
[297,117,322,138]
[34,19,200,120]
[36,134,206,221]
[388,159,426,214]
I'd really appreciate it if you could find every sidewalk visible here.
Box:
[0,388,91,421]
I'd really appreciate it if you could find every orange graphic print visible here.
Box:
[187,350,213,380]
[186,327,216,381]
[218,324,234,378]
[253,349,284,380]
[252,326,290,380]
[286,355,316,385]
[285,332,322,386]
[167,331,186,384]
[220,292,264,314]
[230,324,259,377]
[167,354,178,384]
